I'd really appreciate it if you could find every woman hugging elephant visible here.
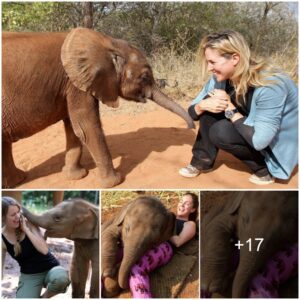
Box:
[101,193,199,298]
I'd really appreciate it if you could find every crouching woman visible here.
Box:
[2,197,70,298]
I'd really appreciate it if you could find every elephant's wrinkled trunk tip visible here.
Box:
[22,207,49,228]
[152,87,195,129]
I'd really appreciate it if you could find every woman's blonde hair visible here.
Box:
[2,197,22,256]
[198,30,280,104]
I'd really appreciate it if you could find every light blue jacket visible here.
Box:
[191,75,298,179]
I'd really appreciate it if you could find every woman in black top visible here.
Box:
[127,192,199,298]
[2,197,70,298]
[169,192,199,247]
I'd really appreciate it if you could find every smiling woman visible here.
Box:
[1,197,70,298]
[179,30,298,185]
[101,192,199,298]
[169,193,198,247]
[129,192,199,298]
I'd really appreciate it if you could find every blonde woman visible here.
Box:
[2,197,70,298]
[179,30,298,185]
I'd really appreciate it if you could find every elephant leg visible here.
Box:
[71,243,89,298]
[2,140,26,188]
[62,118,88,180]
[101,225,122,297]
[66,88,121,188]
[90,257,99,298]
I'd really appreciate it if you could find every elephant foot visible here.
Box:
[102,277,121,298]
[62,165,88,180]
[89,286,99,298]
[100,171,122,188]
[3,168,26,188]
[72,291,85,298]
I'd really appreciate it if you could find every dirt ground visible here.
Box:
[10,99,298,189]
[1,237,95,298]
[101,192,199,298]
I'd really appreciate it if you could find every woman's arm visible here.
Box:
[21,217,49,255]
[248,83,287,151]
[190,77,228,118]
[169,221,196,247]
[2,240,7,278]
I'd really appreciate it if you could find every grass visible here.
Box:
[150,46,298,103]
[101,45,297,117]
[101,191,189,210]
[150,46,201,101]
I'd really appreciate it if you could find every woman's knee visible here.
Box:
[209,120,234,147]
[46,266,70,293]
[16,273,44,298]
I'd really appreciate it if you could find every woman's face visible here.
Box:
[205,47,239,82]
[177,195,195,218]
[5,205,21,229]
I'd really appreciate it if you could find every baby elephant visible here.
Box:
[22,198,99,298]
[3,28,194,188]
[101,196,176,297]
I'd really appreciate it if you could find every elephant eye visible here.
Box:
[53,215,61,223]
[140,73,151,84]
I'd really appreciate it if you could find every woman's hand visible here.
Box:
[211,89,237,110]
[195,89,230,114]
[19,215,30,234]
[210,89,231,101]
[169,221,196,247]
[20,217,49,255]
[211,89,244,122]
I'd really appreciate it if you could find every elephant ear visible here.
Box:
[112,200,137,226]
[166,211,176,237]
[61,27,125,107]
[71,207,99,240]
[225,192,245,215]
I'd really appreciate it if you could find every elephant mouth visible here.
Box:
[139,97,147,103]
[44,229,66,239]
[123,95,147,103]
[126,90,149,103]
[132,95,148,103]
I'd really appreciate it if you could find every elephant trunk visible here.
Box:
[22,206,50,228]
[101,225,121,278]
[151,86,195,129]
[232,239,273,298]
[201,214,237,295]
[118,238,149,289]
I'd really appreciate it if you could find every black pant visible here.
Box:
[190,112,269,176]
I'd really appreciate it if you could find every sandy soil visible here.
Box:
[101,193,199,298]
[11,99,297,189]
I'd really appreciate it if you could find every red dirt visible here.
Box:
[11,100,298,189]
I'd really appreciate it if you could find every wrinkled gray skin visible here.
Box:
[22,199,99,298]
[101,196,176,297]
[2,27,194,189]
[201,191,298,298]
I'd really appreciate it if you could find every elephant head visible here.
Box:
[22,198,99,240]
[61,27,194,129]
[101,196,176,296]
[201,191,298,298]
